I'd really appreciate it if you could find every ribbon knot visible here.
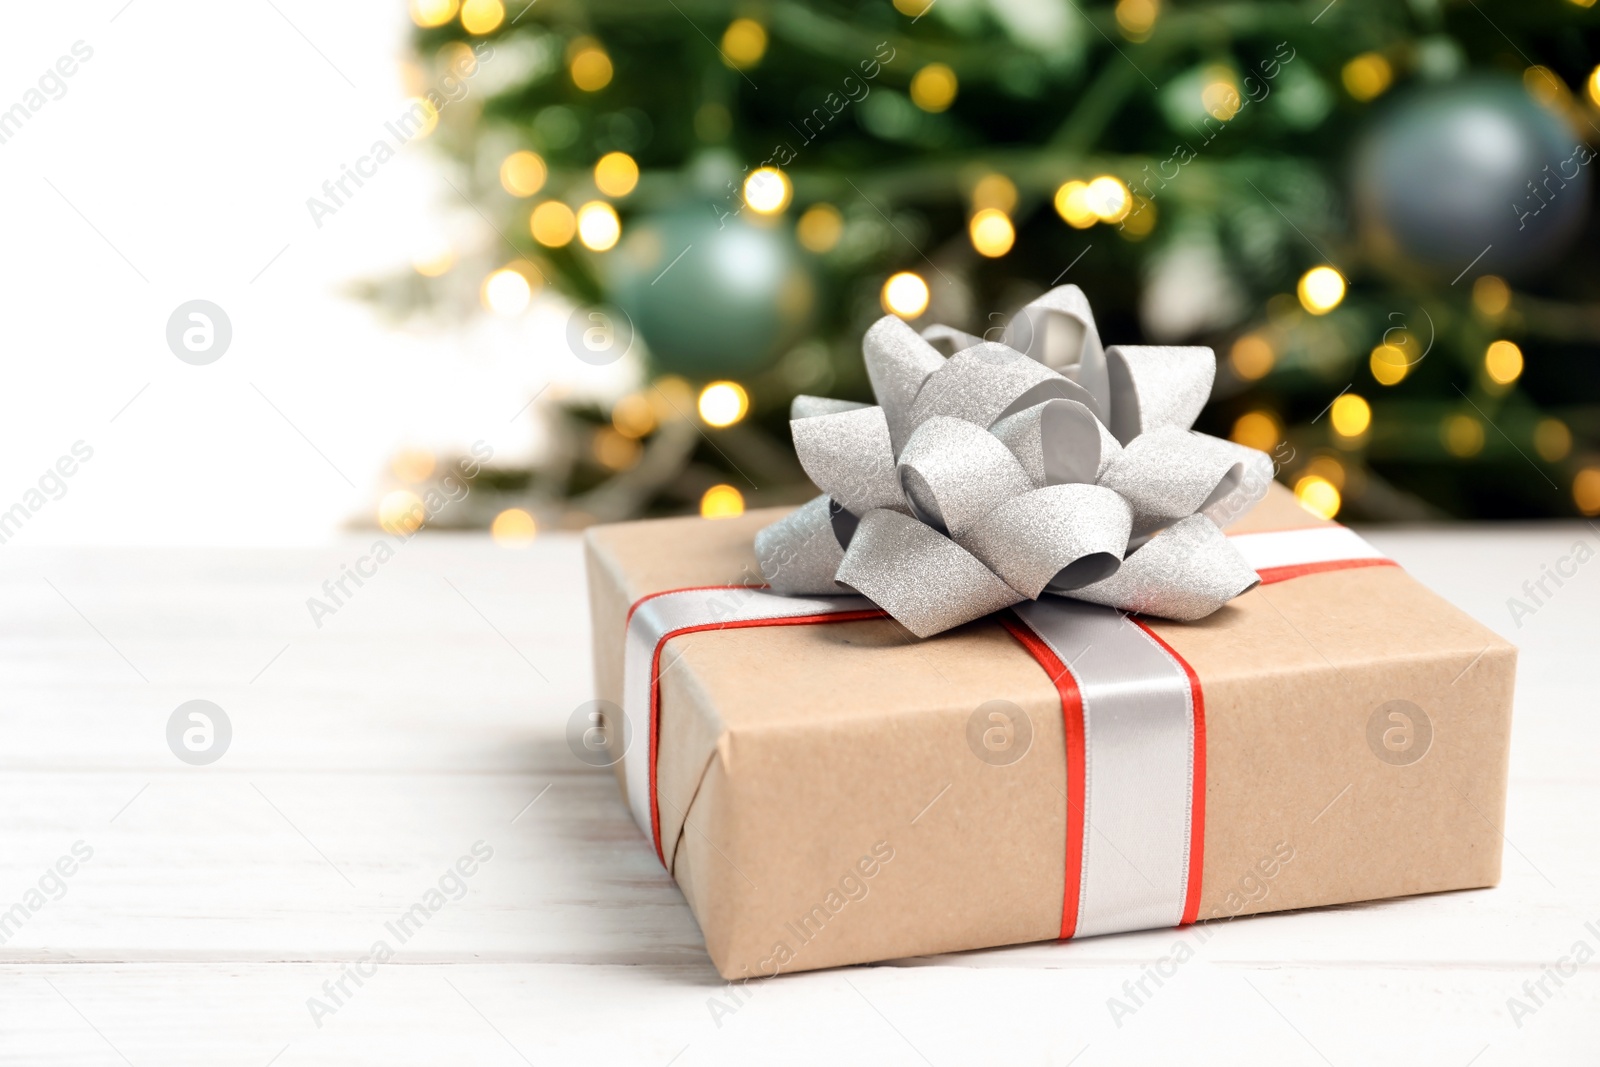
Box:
[755,285,1276,637]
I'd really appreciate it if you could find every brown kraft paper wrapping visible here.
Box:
[583,485,1516,979]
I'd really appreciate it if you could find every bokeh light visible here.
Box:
[701,484,746,519]
[910,63,958,112]
[490,508,538,546]
[743,167,792,214]
[969,208,1015,257]
[500,151,547,197]
[1330,393,1371,438]
[530,201,577,247]
[576,201,622,251]
[698,382,750,427]
[1297,267,1346,314]
[797,204,844,253]
[881,272,930,317]
[593,151,639,197]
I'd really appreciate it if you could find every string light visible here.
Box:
[1574,468,1600,515]
[379,490,426,535]
[698,382,749,428]
[569,40,613,91]
[909,63,958,113]
[592,427,642,470]
[1086,176,1131,222]
[1297,267,1345,314]
[742,167,792,214]
[1230,410,1281,452]
[1230,334,1275,380]
[1484,340,1524,385]
[1054,181,1096,228]
[500,151,547,197]
[1524,66,1572,109]
[410,0,458,28]
[411,243,455,278]
[1369,343,1409,385]
[1473,275,1511,317]
[490,508,538,546]
[391,449,436,484]
[720,18,767,70]
[611,393,656,439]
[530,201,576,247]
[969,208,1015,257]
[701,484,746,519]
[1114,0,1159,40]
[1535,419,1572,462]
[576,201,621,251]
[971,174,1018,214]
[1330,393,1371,438]
[1294,476,1341,520]
[1201,68,1241,121]
[459,0,504,35]
[1342,53,1393,101]
[1443,414,1484,457]
[881,272,930,318]
[797,204,844,253]
[593,151,639,198]
[482,266,533,315]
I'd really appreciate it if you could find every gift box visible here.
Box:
[583,288,1515,979]
[584,485,1514,978]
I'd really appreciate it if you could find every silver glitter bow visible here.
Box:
[754,285,1275,638]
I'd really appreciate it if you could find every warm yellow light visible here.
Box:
[500,151,547,198]
[410,0,458,29]
[910,63,958,113]
[971,174,1018,214]
[1574,468,1600,515]
[1589,65,1600,108]
[969,208,1015,258]
[1330,393,1371,438]
[482,267,533,315]
[700,484,746,519]
[1524,66,1572,109]
[379,489,426,535]
[881,272,930,318]
[651,376,696,422]
[1443,414,1484,457]
[490,508,538,546]
[459,0,504,35]
[1485,340,1524,385]
[593,152,639,198]
[1086,175,1132,222]
[570,45,614,92]
[1535,419,1572,462]
[1341,53,1393,102]
[411,244,455,278]
[1230,410,1281,452]
[1294,476,1341,520]
[611,393,657,439]
[1473,275,1511,317]
[743,167,792,215]
[1054,180,1097,228]
[530,201,577,247]
[1115,0,1159,39]
[1369,344,1409,386]
[1298,266,1346,314]
[1230,334,1275,380]
[721,18,767,69]
[1120,196,1157,238]
[892,0,935,14]
[1202,71,1241,120]
[797,204,844,253]
[698,381,750,428]
[592,427,642,470]
[407,97,440,139]
[391,449,437,484]
[1573,0,1598,8]
[576,201,621,251]
[1304,455,1347,491]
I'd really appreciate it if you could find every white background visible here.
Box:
[0,0,618,547]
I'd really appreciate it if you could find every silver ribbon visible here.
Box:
[755,285,1273,638]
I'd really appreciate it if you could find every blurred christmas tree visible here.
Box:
[375,0,1600,527]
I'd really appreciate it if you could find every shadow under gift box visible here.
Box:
[583,484,1515,979]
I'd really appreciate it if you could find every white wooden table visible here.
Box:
[3,525,1596,1065]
